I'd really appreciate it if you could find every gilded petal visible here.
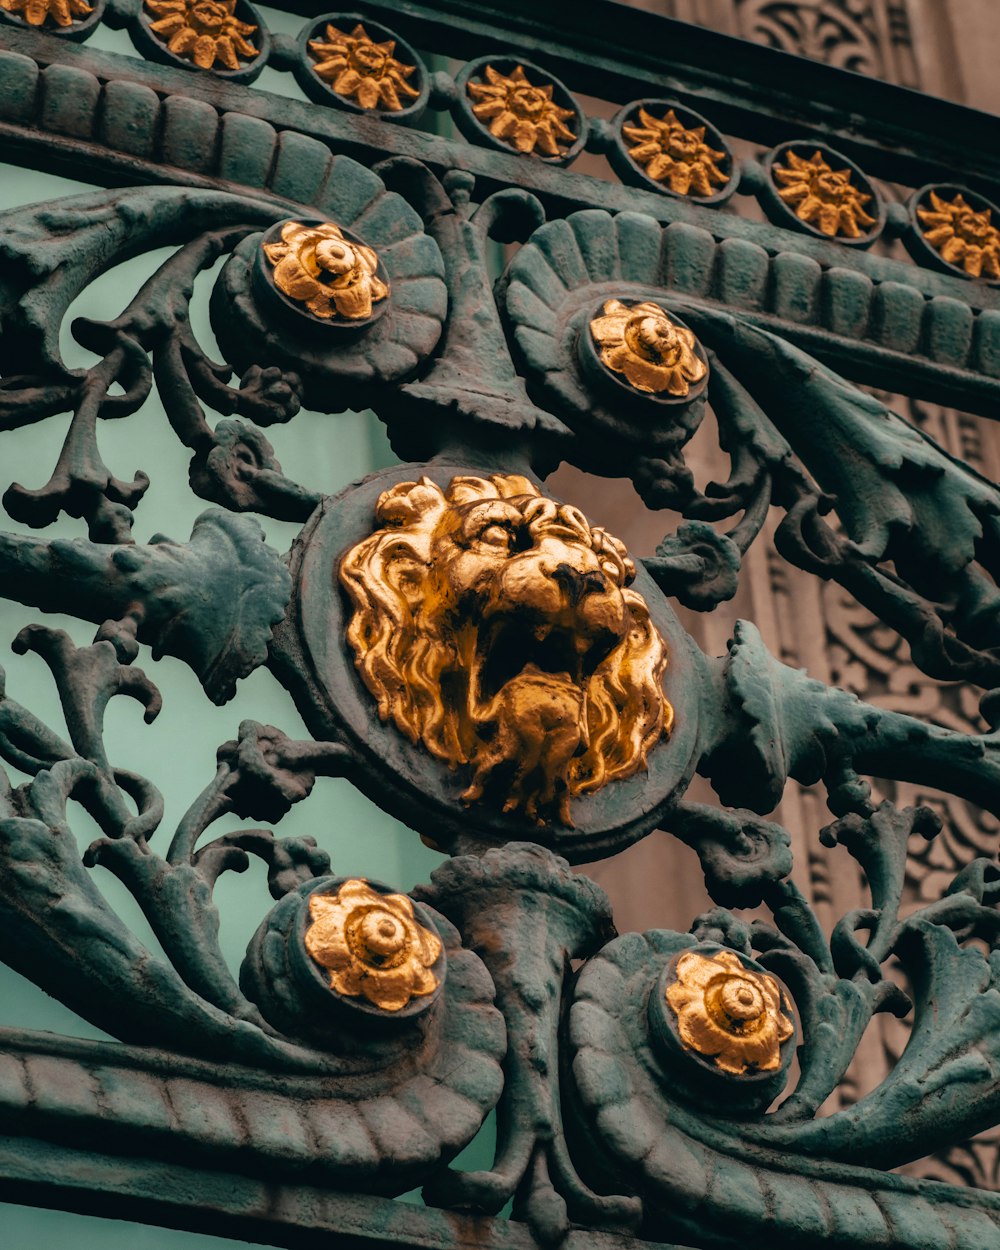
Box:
[356,77,381,110]
[151,14,185,32]
[361,965,418,1011]
[471,98,507,121]
[215,35,240,69]
[273,255,322,302]
[644,154,674,183]
[193,34,218,67]
[669,164,693,196]
[329,965,366,998]
[334,66,363,96]
[625,138,661,162]
[942,236,968,264]
[380,80,402,111]
[167,26,197,53]
[588,314,629,345]
[619,353,674,394]
[231,30,256,57]
[332,281,374,319]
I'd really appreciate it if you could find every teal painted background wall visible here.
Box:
[0,13,461,1238]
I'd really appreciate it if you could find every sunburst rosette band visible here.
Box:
[454,56,586,166]
[294,12,428,120]
[762,140,884,246]
[610,99,735,204]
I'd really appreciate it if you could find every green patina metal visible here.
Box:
[2,2,1000,1248]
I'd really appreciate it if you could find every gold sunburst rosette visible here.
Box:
[0,0,96,34]
[764,140,883,245]
[612,99,734,203]
[296,13,428,119]
[136,0,267,77]
[456,56,585,165]
[910,185,1000,283]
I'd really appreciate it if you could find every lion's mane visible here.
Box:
[339,474,671,820]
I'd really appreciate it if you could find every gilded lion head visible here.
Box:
[339,474,672,825]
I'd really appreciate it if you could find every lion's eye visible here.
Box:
[478,523,513,549]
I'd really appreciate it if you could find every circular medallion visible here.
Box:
[210,156,446,413]
[253,217,392,334]
[130,0,269,83]
[293,11,429,123]
[906,184,1000,284]
[761,140,884,247]
[453,56,587,166]
[272,462,704,862]
[0,0,104,40]
[578,296,710,411]
[608,99,736,205]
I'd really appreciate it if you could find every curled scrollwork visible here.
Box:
[503,207,1000,690]
[0,173,445,538]
[0,627,504,1187]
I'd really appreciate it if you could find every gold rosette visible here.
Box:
[467,64,577,157]
[622,107,729,197]
[665,949,793,1075]
[307,22,420,111]
[589,299,706,397]
[262,222,389,321]
[304,880,443,1012]
[917,190,1000,280]
[143,0,258,71]
[772,149,876,239]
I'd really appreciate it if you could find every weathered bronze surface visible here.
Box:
[338,473,672,826]
[466,63,577,156]
[307,21,419,111]
[4,3,1000,1248]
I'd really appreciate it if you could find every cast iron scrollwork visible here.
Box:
[4,34,1000,1247]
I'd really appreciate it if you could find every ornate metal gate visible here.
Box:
[3,1,1000,1246]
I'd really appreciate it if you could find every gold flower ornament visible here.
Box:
[622,107,729,197]
[144,0,257,70]
[917,190,1000,280]
[262,221,389,321]
[589,299,707,397]
[666,949,793,1075]
[1,0,90,28]
[308,21,420,111]
[467,64,577,157]
[772,148,876,239]
[304,880,443,1012]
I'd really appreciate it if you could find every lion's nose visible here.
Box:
[552,563,606,605]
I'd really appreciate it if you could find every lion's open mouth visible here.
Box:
[474,616,617,704]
